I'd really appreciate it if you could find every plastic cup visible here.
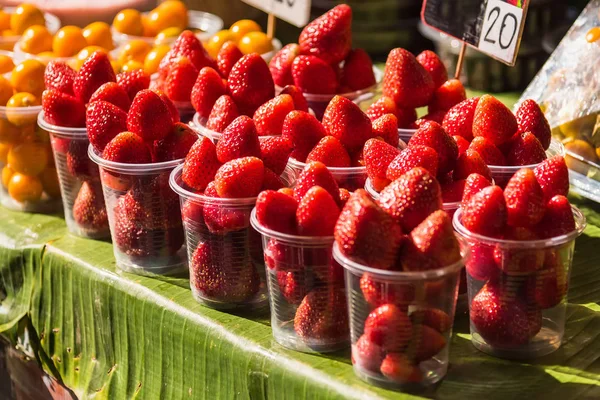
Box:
[250,209,349,352]
[191,113,221,143]
[398,128,417,145]
[333,241,468,390]
[0,8,61,51]
[38,112,109,238]
[453,206,586,359]
[89,146,185,275]
[288,157,367,192]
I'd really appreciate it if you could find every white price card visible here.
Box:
[477,0,524,64]
[241,0,311,28]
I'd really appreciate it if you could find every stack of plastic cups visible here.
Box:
[89,146,185,275]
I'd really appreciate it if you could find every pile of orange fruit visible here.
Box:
[112,1,189,41]
[205,19,273,58]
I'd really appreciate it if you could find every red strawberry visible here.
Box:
[372,113,399,147]
[383,48,435,108]
[366,96,396,121]
[191,66,227,118]
[294,287,349,342]
[86,100,127,152]
[291,55,338,95]
[44,61,76,95]
[182,198,204,225]
[66,140,97,179]
[255,190,298,234]
[89,82,131,111]
[406,324,447,362]
[282,111,327,162]
[306,136,351,167]
[155,90,180,123]
[364,304,412,352]
[116,69,151,101]
[73,51,116,104]
[322,96,372,154]
[72,181,108,231]
[537,195,576,238]
[442,97,480,141]
[280,84,308,112]
[182,136,221,191]
[410,308,451,333]
[386,145,439,181]
[269,43,300,87]
[228,53,275,115]
[164,56,199,102]
[504,169,545,228]
[127,89,173,141]
[214,156,264,198]
[341,49,376,91]
[353,335,384,373]
[42,89,85,128]
[466,243,498,281]
[453,135,470,155]
[363,138,401,191]
[461,173,492,207]
[160,30,215,76]
[526,251,567,309]
[102,131,152,163]
[469,137,506,166]
[201,181,249,234]
[461,185,507,237]
[277,270,306,305]
[534,156,569,201]
[453,149,492,181]
[298,4,352,65]
[416,50,448,88]
[441,179,466,203]
[380,353,423,383]
[360,272,416,308]
[215,115,261,163]
[338,187,350,206]
[408,121,458,176]
[293,161,340,203]
[494,226,544,275]
[296,186,340,236]
[259,136,293,175]
[216,41,243,79]
[516,99,551,150]
[472,94,518,146]
[428,79,466,113]
[261,167,285,190]
[206,95,239,133]
[153,122,197,161]
[506,132,546,166]
[253,94,295,136]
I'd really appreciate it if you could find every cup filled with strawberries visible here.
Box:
[454,156,586,359]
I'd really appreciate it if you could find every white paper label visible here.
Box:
[241,0,311,28]
[478,0,524,63]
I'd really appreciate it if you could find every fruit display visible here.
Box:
[205,19,279,60]
[0,4,60,51]
[332,166,465,387]
[453,156,586,358]
[0,55,60,212]
[251,161,349,352]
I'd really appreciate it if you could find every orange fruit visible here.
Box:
[2,165,14,189]
[121,60,144,72]
[53,26,87,57]
[586,27,600,43]
[0,142,11,164]
[72,46,105,71]
[146,0,188,36]
[118,39,152,64]
[0,54,14,74]
[144,44,170,74]
[10,4,45,35]
[40,167,60,198]
[0,10,11,31]
[0,119,20,143]
[238,31,273,55]
[7,142,48,176]
[8,172,43,202]
[20,24,53,54]
[206,30,235,58]
[154,27,182,45]
[10,59,45,97]
[83,21,114,50]
[113,9,144,36]
[230,20,262,43]
[0,76,13,106]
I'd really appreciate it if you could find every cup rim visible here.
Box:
[452,205,587,248]
[38,111,86,137]
[250,208,334,245]
[288,157,366,174]
[0,104,42,116]
[88,143,183,173]
[364,177,461,211]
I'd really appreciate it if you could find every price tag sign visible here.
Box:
[421,0,529,65]
[241,0,311,28]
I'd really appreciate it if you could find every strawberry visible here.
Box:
[366,96,396,121]
[42,90,85,128]
[206,95,239,133]
[216,41,243,79]
[360,272,416,308]
[201,181,249,234]
[279,85,308,112]
[253,94,295,136]
[261,167,285,190]
[182,137,221,191]
[453,149,492,181]
[461,185,507,237]
[264,237,302,271]
[504,169,545,228]
[259,136,292,175]
[380,353,423,383]
[164,56,199,102]
[296,186,340,236]
[441,179,466,203]
[255,190,298,234]
[73,51,116,104]
[494,226,544,275]
[153,122,197,161]
[338,187,350,206]
[86,100,127,152]
[44,61,76,95]
[116,69,151,101]
[293,161,340,203]
[534,156,569,201]
[341,49,376,91]
[466,243,498,281]
[182,198,204,225]
[335,189,403,269]
[506,132,547,166]
[72,181,108,231]
[469,137,506,166]
[442,97,480,141]
[306,136,351,167]
[515,99,551,150]
[228,53,275,115]
[298,4,352,65]
[428,78,466,113]
[102,131,152,163]
[294,288,349,342]
[406,324,447,362]
[159,30,215,77]
[364,304,412,352]
[291,55,338,95]
[191,67,227,118]
[408,121,458,176]
[155,90,180,123]
[215,115,261,163]
[269,43,300,87]
[363,138,401,191]
[416,50,448,88]
[66,140,97,179]
[127,89,174,142]
[385,145,438,182]
[526,251,567,309]
[322,95,372,154]
[282,111,327,162]
[461,173,492,207]
[410,308,451,333]
[277,270,307,305]
[214,156,264,198]
[88,82,131,112]
[537,195,576,238]
[372,114,399,147]
[383,48,435,108]
[353,335,384,373]
[453,135,470,155]
[472,94,518,146]
[415,111,447,126]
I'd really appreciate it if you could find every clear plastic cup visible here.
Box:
[453,206,586,359]
[288,157,367,192]
[0,105,62,213]
[89,146,185,275]
[333,241,468,390]
[250,209,349,352]
[398,128,417,145]
[0,8,61,51]
[38,112,109,238]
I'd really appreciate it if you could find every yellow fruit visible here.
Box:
[1,30,16,38]
[10,59,45,97]
[146,0,188,36]
[586,27,600,43]
[40,167,60,198]
[83,21,114,50]
[7,142,48,176]
[10,4,45,35]
[206,30,235,58]
[36,51,55,62]
[0,10,10,31]
[0,76,13,106]
[0,142,11,164]
[565,139,597,175]
[144,44,170,74]
[7,92,39,107]
[238,31,273,55]
[8,172,43,202]
[19,24,53,54]
[154,27,182,45]
[0,119,20,143]
[121,60,144,72]
[113,9,144,36]
[53,26,87,57]
[110,60,121,74]
[6,92,40,126]
[118,39,152,64]
[2,165,14,189]
[73,46,105,70]
[0,54,14,74]
[230,20,262,43]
